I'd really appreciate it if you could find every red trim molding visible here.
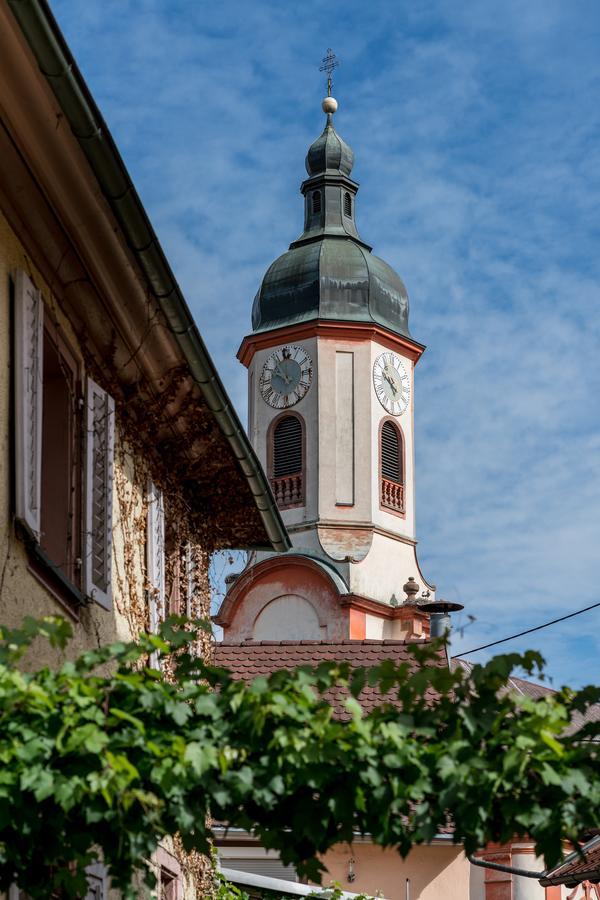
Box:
[238,320,426,368]
[349,608,366,639]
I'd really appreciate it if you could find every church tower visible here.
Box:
[215,84,437,643]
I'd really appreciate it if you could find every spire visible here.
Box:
[250,56,411,338]
[319,48,340,126]
[292,50,365,248]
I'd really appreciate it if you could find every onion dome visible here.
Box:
[251,98,411,339]
[306,115,355,177]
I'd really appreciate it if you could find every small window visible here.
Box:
[380,420,404,512]
[270,414,304,508]
[344,191,352,217]
[312,190,322,215]
[160,868,178,900]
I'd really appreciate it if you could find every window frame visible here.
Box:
[267,411,306,510]
[378,416,406,517]
[13,269,115,614]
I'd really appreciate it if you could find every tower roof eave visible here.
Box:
[237,318,426,369]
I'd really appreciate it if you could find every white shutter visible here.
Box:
[84,378,115,609]
[14,269,43,539]
[185,541,195,618]
[147,481,165,634]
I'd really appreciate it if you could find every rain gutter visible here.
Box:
[468,855,546,880]
[7,0,290,553]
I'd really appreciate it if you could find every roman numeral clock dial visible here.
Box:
[260,345,313,409]
[373,351,410,416]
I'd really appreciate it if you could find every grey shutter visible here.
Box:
[222,857,297,882]
[273,416,302,477]
[14,270,43,539]
[147,482,165,634]
[381,421,402,483]
[84,378,115,609]
[85,863,107,900]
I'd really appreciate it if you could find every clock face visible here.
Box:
[373,351,410,416]
[260,345,313,409]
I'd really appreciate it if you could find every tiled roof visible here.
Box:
[214,640,448,719]
[452,659,600,737]
[540,835,600,887]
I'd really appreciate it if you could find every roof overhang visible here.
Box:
[1,0,289,552]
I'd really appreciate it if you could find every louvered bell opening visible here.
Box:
[312,190,322,214]
[381,421,404,512]
[273,417,302,476]
[344,191,352,217]
[271,416,304,508]
[381,421,402,483]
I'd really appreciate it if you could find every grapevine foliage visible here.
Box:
[0,616,598,898]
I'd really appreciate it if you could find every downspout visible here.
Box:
[7,0,290,553]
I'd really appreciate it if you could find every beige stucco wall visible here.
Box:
[319,841,472,900]
[0,207,146,663]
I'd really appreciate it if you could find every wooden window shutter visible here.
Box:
[147,481,165,634]
[14,270,43,539]
[84,378,115,609]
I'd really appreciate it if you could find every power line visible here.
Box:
[452,600,600,658]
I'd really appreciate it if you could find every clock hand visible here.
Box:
[383,371,398,395]
[274,364,291,385]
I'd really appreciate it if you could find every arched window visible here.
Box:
[380,420,404,513]
[312,190,322,215]
[270,414,304,509]
[343,191,352,217]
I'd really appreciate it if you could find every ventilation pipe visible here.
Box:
[419,599,464,655]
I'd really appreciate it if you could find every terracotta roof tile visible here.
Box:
[452,659,600,737]
[541,836,600,887]
[213,639,448,719]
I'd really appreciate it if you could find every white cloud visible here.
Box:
[51,0,600,687]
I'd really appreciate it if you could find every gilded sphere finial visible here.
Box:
[322,96,338,115]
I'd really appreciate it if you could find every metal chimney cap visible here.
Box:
[419,600,464,614]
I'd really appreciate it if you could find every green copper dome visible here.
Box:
[251,107,411,338]
[305,120,355,177]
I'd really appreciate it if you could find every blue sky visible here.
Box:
[51,0,600,687]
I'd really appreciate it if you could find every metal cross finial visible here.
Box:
[319,48,339,96]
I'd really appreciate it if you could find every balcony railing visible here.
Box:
[271,473,303,509]
[381,478,404,513]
